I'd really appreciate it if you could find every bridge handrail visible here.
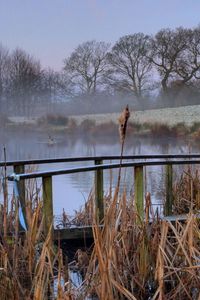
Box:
[1,154,200,167]
[7,158,200,180]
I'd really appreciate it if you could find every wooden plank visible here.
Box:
[95,160,104,223]
[14,164,27,228]
[54,226,94,240]
[54,213,200,241]
[54,212,200,241]
[163,213,200,222]
[165,165,173,216]
[42,176,53,239]
[134,166,144,220]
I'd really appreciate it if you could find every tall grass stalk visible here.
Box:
[117,105,130,191]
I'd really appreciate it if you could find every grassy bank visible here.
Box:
[35,114,200,142]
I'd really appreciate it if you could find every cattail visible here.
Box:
[115,105,131,192]
[118,105,130,143]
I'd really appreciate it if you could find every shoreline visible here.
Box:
[7,104,200,127]
[70,104,200,127]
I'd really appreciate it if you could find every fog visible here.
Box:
[1,26,200,118]
[1,125,200,217]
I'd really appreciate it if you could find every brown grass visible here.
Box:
[56,185,200,300]
[0,168,200,299]
[173,166,200,214]
[0,172,67,299]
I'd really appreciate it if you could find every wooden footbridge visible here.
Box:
[3,154,200,243]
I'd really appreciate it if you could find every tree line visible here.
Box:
[1,25,200,116]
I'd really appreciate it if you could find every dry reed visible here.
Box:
[0,173,64,299]
[0,173,200,299]
[173,166,200,214]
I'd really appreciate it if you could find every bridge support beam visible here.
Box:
[134,166,144,220]
[95,160,104,223]
[14,164,27,228]
[165,165,173,216]
[42,176,53,239]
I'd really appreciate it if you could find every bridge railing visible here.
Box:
[4,155,200,236]
[2,153,200,168]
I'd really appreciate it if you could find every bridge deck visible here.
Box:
[54,213,200,241]
[54,226,94,241]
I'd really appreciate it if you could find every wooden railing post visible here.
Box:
[42,176,53,238]
[95,160,104,223]
[165,164,173,216]
[134,166,144,220]
[14,164,27,228]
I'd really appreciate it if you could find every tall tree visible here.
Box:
[8,48,42,116]
[174,26,200,83]
[40,69,72,113]
[150,27,189,95]
[0,44,9,112]
[107,33,153,100]
[64,40,110,95]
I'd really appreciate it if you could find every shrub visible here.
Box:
[190,122,200,133]
[150,123,178,137]
[93,121,117,136]
[127,122,146,133]
[192,128,200,141]
[38,114,69,126]
[67,118,78,133]
[128,122,141,131]
[171,122,189,136]
[80,119,96,131]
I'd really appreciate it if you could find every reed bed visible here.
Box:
[1,184,200,299]
[0,171,67,300]
[56,186,200,300]
[173,166,200,214]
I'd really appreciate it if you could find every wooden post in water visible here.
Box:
[42,176,53,239]
[14,164,27,228]
[165,164,173,216]
[134,166,144,220]
[95,160,104,223]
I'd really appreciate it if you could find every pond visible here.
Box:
[0,125,199,218]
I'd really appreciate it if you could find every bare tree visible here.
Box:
[41,68,73,113]
[8,48,42,116]
[107,33,153,101]
[0,44,9,112]
[174,26,200,83]
[150,27,189,95]
[64,40,110,95]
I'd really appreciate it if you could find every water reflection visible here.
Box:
[0,127,199,216]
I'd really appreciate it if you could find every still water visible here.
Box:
[0,126,199,217]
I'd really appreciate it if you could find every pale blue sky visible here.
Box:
[0,0,199,70]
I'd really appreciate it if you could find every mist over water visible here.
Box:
[0,126,199,218]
